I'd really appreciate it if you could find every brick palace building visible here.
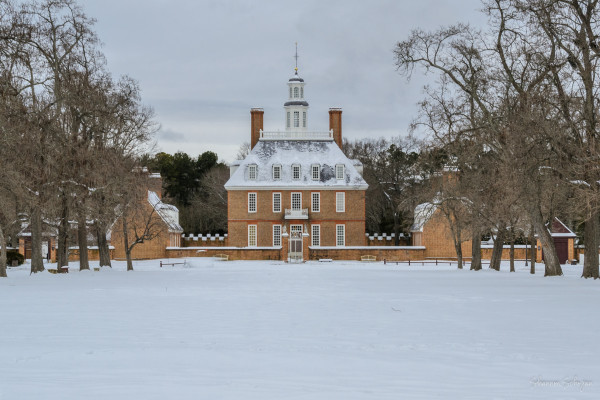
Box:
[224,66,368,261]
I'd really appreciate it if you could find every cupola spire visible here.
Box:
[294,42,299,73]
[285,43,309,132]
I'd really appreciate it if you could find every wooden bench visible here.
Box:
[361,255,376,262]
[318,258,333,262]
[160,260,187,268]
[214,254,229,261]
[48,266,69,274]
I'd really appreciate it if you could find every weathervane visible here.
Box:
[294,42,299,73]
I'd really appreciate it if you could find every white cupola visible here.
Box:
[284,47,309,132]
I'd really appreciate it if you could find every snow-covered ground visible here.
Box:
[1,258,598,399]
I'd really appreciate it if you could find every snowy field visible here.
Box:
[1,258,599,400]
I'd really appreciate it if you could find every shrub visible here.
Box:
[6,250,24,266]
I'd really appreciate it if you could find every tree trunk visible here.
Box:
[95,220,112,268]
[534,220,562,276]
[0,225,7,278]
[30,207,45,273]
[529,224,536,275]
[393,211,400,246]
[582,213,599,279]
[122,215,133,271]
[529,206,562,276]
[489,229,504,271]
[470,230,482,271]
[57,196,69,269]
[77,214,89,271]
[454,240,463,269]
[509,231,515,273]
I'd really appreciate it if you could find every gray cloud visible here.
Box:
[79,0,485,162]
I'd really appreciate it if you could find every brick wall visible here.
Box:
[68,247,115,262]
[309,247,425,261]
[227,189,366,248]
[111,203,174,260]
[480,246,533,260]
[421,210,472,258]
[164,246,425,262]
[167,247,281,261]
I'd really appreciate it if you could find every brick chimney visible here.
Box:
[148,173,163,199]
[329,108,342,148]
[250,108,264,150]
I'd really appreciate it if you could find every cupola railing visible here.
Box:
[260,130,333,140]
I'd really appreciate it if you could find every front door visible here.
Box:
[289,225,303,262]
[554,238,568,264]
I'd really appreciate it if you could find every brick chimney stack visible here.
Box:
[250,108,264,150]
[329,108,342,148]
[148,173,163,199]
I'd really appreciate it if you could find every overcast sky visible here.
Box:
[78,0,485,162]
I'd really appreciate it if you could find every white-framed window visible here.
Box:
[336,192,345,212]
[248,192,257,213]
[300,87,304,98]
[311,192,320,212]
[272,192,281,213]
[336,164,345,180]
[294,87,299,98]
[310,164,321,181]
[311,164,320,181]
[248,164,257,180]
[303,111,306,127]
[336,224,345,246]
[273,224,281,247]
[292,164,301,180]
[248,225,257,247]
[287,112,290,128]
[272,164,281,180]
[289,87,292,98]
[311,224,320,246]
[291,192,302,210]
[294,111,299,127]
[291,224,303,233]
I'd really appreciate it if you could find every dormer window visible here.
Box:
[272,164,281,180]
[292,164,301,180]
[311,164,320,181]
[248,164,257,180]
[336,164,345,180]
[293,87,299,98]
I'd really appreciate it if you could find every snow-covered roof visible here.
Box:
[548,218,576,238]
[148,191,183,233]
[410,202,438,232]
[17,222,58,237]
[225,140,368,190]
[289,72,304,82]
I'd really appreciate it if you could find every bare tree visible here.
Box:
[118,170,163,271]
[523,0,600,278]
[235,142,251,160]
[395,8,568,276]
[0,0,155,275]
